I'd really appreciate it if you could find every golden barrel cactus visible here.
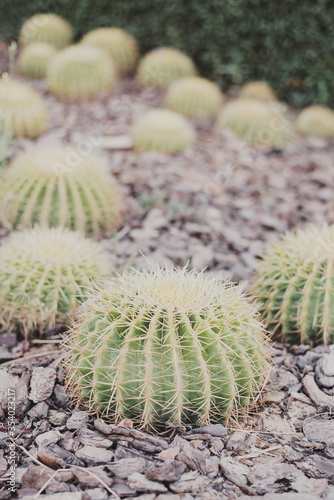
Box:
[18,42,57,79]
[239,81,277,103]
[19,13,73,49]
[296,106,334,137]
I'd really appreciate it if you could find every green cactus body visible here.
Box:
[81,28,139,76]
[0,144,121,237]
[19,42,57,79]
[47,45,116,101]
[217,99,290,148]
[255,224,334,346]
[137,48,196,89]
[240,81,277,103]
[132,108,195,153]
[166,76,223,120]
[0,227,109,332]
[0,79,48,138]
[64,268,269,429]
[296,106,334,137]
[19,14,73,49]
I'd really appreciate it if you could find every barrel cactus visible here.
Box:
[240,81,277,103]
[132,108,194,153]
[47,45,116,101]
[0,227,109,333]
[81,28,139,76]
[18,42,57,79]
[166,76,223,120]
[0,79,48,138]
[137,48,196,89]
[296,106,334,137]
[255,224,334,346]
[217,99,290,148]
[0,144,121,237]
[19,13,73,49]
[64,267,269,428]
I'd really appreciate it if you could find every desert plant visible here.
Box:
[0,78,48,138]
[216,99,290,148]
[166,76,223,120]
[137,48,196,89]
[47,45,116,101]
[81,28,139,76]
[296,106,334,137]
[239,81,277,102]
[18,42,57,79]
[255,224,334,346]
[64,267,269,428]
[19,13,73,49]
[132,108,194,153]
[0,227,109,333]
[0,143,121,237]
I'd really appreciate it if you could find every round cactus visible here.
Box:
[18,42,57,79]
[0,144,121,237]
[0,79,48,138]
[137,48,196,89]
[165,76,223,120]
[296,106,334,137]
[217,99,290,148]
[64,267,269,428]
[132,108,194,153]
[239,81,277,102]
[47,45,116,101]
[19,13,73,49]
[81,28,139,76]
[0,227,109,333]
[255,224,334,346]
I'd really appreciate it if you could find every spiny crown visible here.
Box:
[19,13,73,49]
[0,79,44,105]
[240,81,277,102]
[50,44,111,66]
[296,106,334,137]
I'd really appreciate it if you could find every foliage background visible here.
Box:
[1,0,333,107]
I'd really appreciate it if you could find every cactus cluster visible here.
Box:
[240,81,277,103]
[64,267,269,428]
[0,144,121,237]
[47,45,116,101]
[166,76,223,120]
[217,99,289,148]
[19,13,73,49]
[296,106,334,137]
[81,28,139,76]
[0,79,48,138]
[132,109,195,153]
[18,42,57,79]
[255,224,334,346]
[0,227,109,333]
[137,48,196,89]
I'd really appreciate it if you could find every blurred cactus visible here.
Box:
[0,143,121,237]
[137,48,196,89]
[166,76,223,120]
[19,42,57,79]
[0,227,109,333]
[240,81,277,102]
[64,267,269,428]
[132,108,194,153]
[296,106,334,137]
[81,28,139,76]
[47,45,116,101]
[19,13,73,49]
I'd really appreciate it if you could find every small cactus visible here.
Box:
[0,143,121,237]
[81,28,139,76]
[217,99,290,148]
[0,78,48,138]
[19,13,73,49]
[18,42,57,79]
[0,227,109,333]
[296,106,334,137]
[132,108,195,153]
[166,76,223,120]
[137,48,196,89]
[240,81,277,102]
[47,45,116,101]
[63,267,269,428]
[255,224,334,346]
